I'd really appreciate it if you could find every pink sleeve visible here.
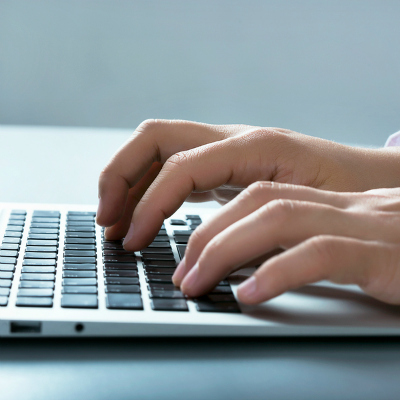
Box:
[385,131,400,147]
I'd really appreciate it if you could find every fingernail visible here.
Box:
[123,223,135,246]
[172,256,186,285]
[181,262,199,293]
[237,276,257,300]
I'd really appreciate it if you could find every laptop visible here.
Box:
[1,201,400,337]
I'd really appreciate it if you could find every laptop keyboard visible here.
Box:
[0,210,240,313]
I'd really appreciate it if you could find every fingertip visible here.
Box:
[237,276,260,304]
[172,257,187,286]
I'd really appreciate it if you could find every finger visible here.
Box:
[96,119,226,227]
[104,162,162,240]
[176,182,351,285]
[236,235,400,305]
[179,199,399,297]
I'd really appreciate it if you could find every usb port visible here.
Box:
[10,321,42,334]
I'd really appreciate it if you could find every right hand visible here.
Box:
[96,119,398,250]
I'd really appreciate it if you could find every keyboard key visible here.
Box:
[22,266,56,274]
[174,236,189,244]
[141,248,174,255]
[62,286,98,294]
[169,219,186,225]
[27,240,58,246]
[148,283,179,291]
[2,237,21,244]
[103,249,135,256]
[0,296,8,306]
[64,256,96,264]
[0,287,10,296]
[194,294,237,303]
[146,274,173,283]
[0,257,17,265]
[0,250,18,257]
[105,277,139,285]
[17,288,54,297]
[33,210,60,217]
[4,231,22,238]
[20,273,55,281]
[173,230,193,236]
[0,279,12,288]
[10,210,26,215]
[103,263,137,270]
[67,211,96,216]
[31,217,59,223]
[23,259,56,266]
[24,252,57,259]
[6,225,24,232]
[149,290,185,299]
[103,255,137,263]
[196,301,240,313]
[63,271,97,278]
[16,297,53,307]
[66,221,95,226]
[67,215,95,221]
[26,246,58,253]
[152,236,170,242]
[185,214,201,220]
[143,260,177,267]
[66,226,95,232]
[65,238,95,244]
[146,242,172,248]
[61,294,98,308]
[65,232,95,238]
[151,298,188,311]
[19,281,54,289]
[62,278,97,286]
[28,234,58,240]
[106,293,143,310]
[104,270,138,278]
[63,263,97,270]
[105,285,141,294]
[0,271,13,279]
[64,250,96,257]
[65,244,96,250]
[141,254,175,261]
[0,244,19,250]
[31,223,59,229]
[29,228,59,234]
[0,264,15,272]
[210,286,233,294]
[144,267,176,275]
[176,245,186,259]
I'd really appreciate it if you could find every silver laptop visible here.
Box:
[1,202,400,337]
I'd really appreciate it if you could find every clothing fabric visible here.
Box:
[385,131,400,147]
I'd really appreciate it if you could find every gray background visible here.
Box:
[0,0,399,146]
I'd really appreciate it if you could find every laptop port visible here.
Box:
[10,321,42,334]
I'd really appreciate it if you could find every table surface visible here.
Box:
[1,125,400,400]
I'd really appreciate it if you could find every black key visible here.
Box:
[173,230,193,236]
[65,244,96,250]
[0,257,17,265]
[141,248,174,255]
[103,263,137,271]
[141,254,175,261]
[22,266,56,274]
[2,237,21,244]
[30,223,59,229]
[26,246,58,253]
[24,252,57,259]
[196,301,240,313]
[194,294,237,303]
[144,267,176,274]
[63,263,97,271]
[106,293,143,310]
[66,226,95,232]
[28,234,58,240]
[23,259,56,266]
[104,270,138,278]
[16,297,53,307]
[146,274,173,283]
[185,214,201,220]
[149,290,185,299]
[31,217,59,223]
[29,228,59,234]
[20,273,55,281]
[0,264,15,272]
[6,225,23,232]
[65,238,95,244]
[19,281,54,289]
[169,219,186,226]
[145,242,171,248]
[105,277,139,285]
[67,215,95,221]
[106,285,141,294]
[158,229,167,235]
[62,286,98,294]
[103,255,137,263]
[63,270,97,278]
[143,260,177,267]
[218,280,230,286]
[151,298,188,311]
[0,250,18,257]
[0,296,8,306]
[62,278,97,286]
[174,236,189,244]
[103,242,124,250]
[0,287,10,296]
[4,231,22,238]
[64,256,96,264]
[64,250,96,257]
[27,240,58,246]
[210,286,233,294]
[0,279,12,288]
[33,210,60,217]
[0,271,13,279]
[103,249,135,256]
[152,236,170,242]
[65,232,95,238]
[176,244,186,259]
[17,288,54,297]
[61,294,98,308]
[0,244,19,250]
[148,283,179,291]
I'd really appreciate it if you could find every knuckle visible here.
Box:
[136,118,162,134]
[261,198,296,224]
[306,235,337,270]
[165,151,191,170]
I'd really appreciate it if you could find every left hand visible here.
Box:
[174,183,400,305]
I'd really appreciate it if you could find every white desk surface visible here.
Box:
[1,125,400,400]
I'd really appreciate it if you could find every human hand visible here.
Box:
[96,119,399,250]
[174,184,400,305]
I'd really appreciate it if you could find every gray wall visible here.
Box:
[0,0,399,146]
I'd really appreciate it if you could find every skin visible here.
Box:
[96,119,400,305]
